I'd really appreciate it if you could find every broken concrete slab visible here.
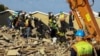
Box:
[7,49,20,56]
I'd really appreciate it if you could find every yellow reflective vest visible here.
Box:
[59,13,65,21]
[25,19,29,27]
[57,31,65,36]
[72,41,93,56]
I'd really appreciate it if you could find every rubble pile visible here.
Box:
[0,26,71,56]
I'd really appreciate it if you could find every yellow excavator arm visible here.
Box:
[67,0,100,42]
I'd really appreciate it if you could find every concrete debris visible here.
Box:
[7,49,20,56]
[0,26,71,56]
[66,31,74,36]
[33,41,38,45]
[38,47,45,55]
[42,38,51,43]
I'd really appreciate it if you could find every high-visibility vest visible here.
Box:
[49,19,52,26]
[59,14,65,21]
[9,16,13,20]
[51,23,58,29]
[49,19,57,29]
[73,41,93,56]
[25,19,29,27]
[57,31,65,36]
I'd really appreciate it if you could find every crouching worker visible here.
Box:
[70,29,95,56]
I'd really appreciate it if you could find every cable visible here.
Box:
[90,0,94,6]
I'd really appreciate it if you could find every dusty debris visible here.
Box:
[33,41,38,45]
[38,47,45,55]
[0,26,72,56]
[42,38,51,43]
[7,49,20,56]
[66,30,74,36]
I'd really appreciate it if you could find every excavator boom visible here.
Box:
[67,0,100,41]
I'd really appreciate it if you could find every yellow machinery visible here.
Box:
[67,0,100,42]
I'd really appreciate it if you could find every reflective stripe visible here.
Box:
[74,41,92,56]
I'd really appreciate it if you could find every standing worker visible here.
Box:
[48,12,53,20]
[70,29,95,56]
[24,16,33,38]
[36,19,45,39]
[69,11,74,30]
[59,11,67,34]
[50,20,58,44]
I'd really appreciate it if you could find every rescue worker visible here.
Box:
[59,11,65,21]
[48,14,58,44]
[70,29,95,56]
[33,17,39,28]
[49,14,56,28]
[36,19,45,39]
[48,12,53,20]
[13,17,20,30]
[8,15,15,28]
[69,11,74,30]
[50,20,58,44]
[24,16,33,38]
[59,11,68,34]
[8,12,18,28]
[57,28,67,43]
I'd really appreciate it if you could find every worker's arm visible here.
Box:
[70,48,77,56]
[93,48,98,56]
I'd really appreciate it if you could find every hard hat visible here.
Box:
[60,11,63,14]
[75,29,85,37]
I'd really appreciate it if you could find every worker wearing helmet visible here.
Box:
[59,11,67,35]
[49,15,58,44]
[70,29,95,56]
